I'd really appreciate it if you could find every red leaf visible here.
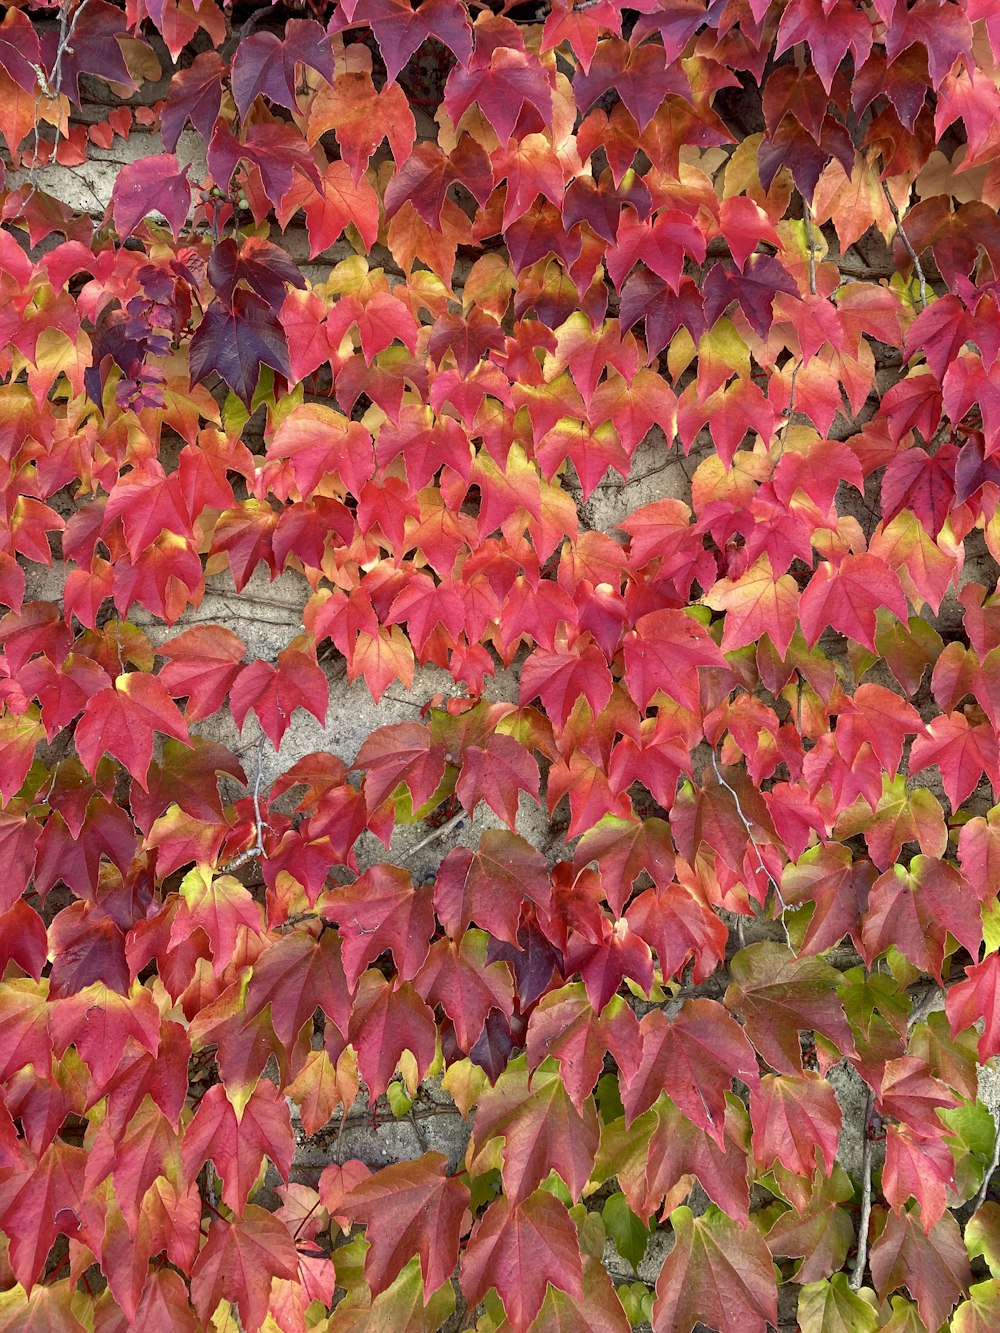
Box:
[750,1073,842,1179]
[230,644,329,748]
[75,672,190,790]
[860,855,982,981]
[623,610,727,713]
[190,1205,299,1333]
[243,929,352,1046]
[348,972,438,1101]
[469,1058,600,1204]
[156,624,246,721]
[110,153,190,240]
[434,830,552,945]
[189,290,289,408]
[724,943,856,1075]
[460,1190,584,1333]
[651,1205,778,1333]
[622,1000,759,1143]
[339,1151,470,1297]
[181,1080,294,1214]
[324,863,435,990]
[947,953,1000,1061]
[869,1207,970,1331]
[525,984,641,1112]
[799,554,909,652]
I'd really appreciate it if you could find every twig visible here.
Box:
[881,180,928,310]
[710,753,791,946]
[850,1089,875,1291]
[803,204,817,296]
[403,809,467,861]
[974,1116,1000,1213]
[220,736,268,871]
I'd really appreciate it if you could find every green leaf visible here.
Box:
[602,1192,652,1271]
[797,1274,879,1333]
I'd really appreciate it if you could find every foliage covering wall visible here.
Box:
[8,0,1000,1329]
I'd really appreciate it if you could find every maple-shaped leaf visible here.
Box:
[795,1272,880,1333]
[414,930,514,1052]
[750,1072,841,1179]
[181,1079,294,1214]
[947,953,1000,1061]
[525,984,641,1113]
[455,732,540,830]
[652,1204,778,1333]
[365,0,473,82]
[799,555,909,652]
[469,1057,600,1204]
[351,721,447,815]
[434,829,551,945]
[243,928,352,1047]
[110,153,190,241]
[724,943,855,1075]
[189,290,289,407]
[622,1000,759,1143]
[520,643,613,729]
[229,643,329,748]
[48,979,159,1089]
[338,1152,470,1299]
[84,1095,180,1234]
[39,0,135,102]
[170,866,262,971]
[0,1282,89,1333]
[859,855,981,981]
[623,609,727,713]
[781,844,876,955]
[190,1204,299,1333]
[882,1121,957,1228]
[324,863,435,989]
[0,1138,87,1289]
[0,710,43,804]
[160,48,224,149]
[705,556,801,658]
[605,1094,753,1226]
[909,711,999,809]
[74,671,189,790]
[765,1170,856,1286]
[460,1189,584,1333]
[444,46,554,148]
[869,1206,970,1331]
[156,624,246,722]
[347,971,437,1101]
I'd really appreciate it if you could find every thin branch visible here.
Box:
[403,809,467,861]
[850,1089,875,1292]
[710,753,791,946]
[882,180,928,310]
[974,1116,1000,1213]
[220,736,268,871]
[803,204,817,296]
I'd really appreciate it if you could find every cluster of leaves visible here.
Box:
[9,0,1000,1329]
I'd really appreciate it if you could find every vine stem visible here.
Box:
[881,180,928,310]
[710,752,791,946]
[850,1089,875,1292]
[220,735,268,872]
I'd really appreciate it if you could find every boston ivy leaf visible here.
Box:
[110,153,191,241]
[724,943,856,1075]
[468,1056,600,1204]
[189,290,290,407]
[651,1205,778,1333]
[189,1205,299,1332]
[460,1189,584,1333]
[338,1152,470,1298]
